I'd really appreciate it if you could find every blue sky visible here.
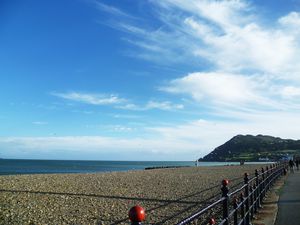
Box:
[1,0,300,160]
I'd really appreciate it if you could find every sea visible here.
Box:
[0,159,246,175]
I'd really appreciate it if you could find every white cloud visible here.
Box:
[110,1,300,148]
[118,103,140,110]
[136,1,300,113]
[182,17,296,75]
[162,71,300,114]
[279,12,300,27]
[146,101,184,110]
[94,1,134,19]
[103,19,199,64]
[8,1,299,160]
[162,72,260,104]
[280,86,300,98]
[101,1,300,80]
[0,136,201,160]
[52,91,184,112]
[51,92,125,105]
[149,110,300,149]
[86,124,135,132]
[118,100,184,111]
[32,121,48,125]
[110,125,133,132]
[3,108,300,160]
[117,23,148,35]
[154,0,250,28]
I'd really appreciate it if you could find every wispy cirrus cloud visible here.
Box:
[92,0,300,144]
[51,92,125,105]
[52,91,184,111]
[100,1,300,74]
[93,1,134,19]
[22,0,299,161]
[159,1,298,77]
[138,1,300,77]
[146,100,184,110]
[119,100,184,111]
[93,3,299,118]
[100,18,200,64]
[153,0,250,28]
[98,0,300,114]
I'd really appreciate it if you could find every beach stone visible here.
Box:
[0,164,267,225]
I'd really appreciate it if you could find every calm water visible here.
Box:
[0,159,244,175]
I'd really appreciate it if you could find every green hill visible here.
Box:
[199,134,300,162]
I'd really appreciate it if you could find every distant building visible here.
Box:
[259,157,270,161]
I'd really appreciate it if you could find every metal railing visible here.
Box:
[128,162,288,225]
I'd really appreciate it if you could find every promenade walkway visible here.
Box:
[275,169,300,225]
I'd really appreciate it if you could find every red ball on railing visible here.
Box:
[209,218,216,225]
[129,205,146,223]
[222,179,229,186]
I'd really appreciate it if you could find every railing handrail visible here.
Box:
[128,162,288,225]
[173,161,288,225]
[176,196,226,225]
[229,184,247,197]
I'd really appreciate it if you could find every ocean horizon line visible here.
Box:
[0,159,251,176]
[0,158,196,162]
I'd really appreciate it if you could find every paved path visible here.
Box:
[275,169,300,225]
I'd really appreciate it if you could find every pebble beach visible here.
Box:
[0,164,266,225]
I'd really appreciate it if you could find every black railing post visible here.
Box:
[221,179,230,225]
[268,167,273,186]
[276,164,280,180]
[253,183,257,213]
[265,166,268,190]
[275,163,280,180]
[249,184,254,219]
[273,164,277,182]
[261,167,265,201]
[271,164,274,184]
[129,205,146,225]
[174,163,288,225]
[240,193,245,225]
[271,164,274,172]
[270,165,273,184]
[233,198,238,225]
[266,166,269,191]
[244,173,250,225]
[255,169,261,209]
